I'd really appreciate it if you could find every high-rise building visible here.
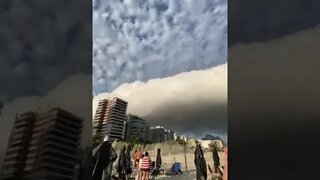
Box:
[125,114,146,141]
[93,97,128,141]
[149,126,166,143]
[0,108,83,180]
[149,126,175,143]
[164,130,175,141]
[93,99,108,136]
[144,123,150,143]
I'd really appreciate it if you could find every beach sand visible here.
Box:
[129,151,225,180]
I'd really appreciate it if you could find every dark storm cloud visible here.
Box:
[93,64,227,137]
[229,25,320,179]
[229,26,320,120]
[0,0,91,102]
[229,0,320,46]
[144,99,227,136]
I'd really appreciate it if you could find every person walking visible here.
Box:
[139,152,152,180]
[92,136,118,180]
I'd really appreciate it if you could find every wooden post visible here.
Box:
[184,142,188,172]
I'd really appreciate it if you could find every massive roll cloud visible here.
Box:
[93,63,227,137]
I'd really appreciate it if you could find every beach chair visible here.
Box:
[166,162,182,175]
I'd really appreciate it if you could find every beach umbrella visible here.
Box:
[156,148,162,168]
[92,141,111,180]
[125,144,132,175]
[211,144,223,176]
[117,146,127,179]
[194,144,207,180]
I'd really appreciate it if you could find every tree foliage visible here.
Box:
[175,136,186,145]
[92,132,104,149]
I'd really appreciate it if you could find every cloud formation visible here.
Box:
[93,63,227,138]
[229,25,320,118]
[93,0,227,94]
[0,0,91,102]
[229,0,320,46]
[228,24,320,179]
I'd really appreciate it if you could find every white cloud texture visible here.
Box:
[93,0,227,94]
[93,63,227,136]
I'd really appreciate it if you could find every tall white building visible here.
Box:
[93,97,128,141]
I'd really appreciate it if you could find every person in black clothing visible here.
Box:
[194,143,207,180]
[92,136,118,180]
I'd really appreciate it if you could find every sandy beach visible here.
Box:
[126,151,225,180]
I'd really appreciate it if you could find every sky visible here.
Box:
[0,0,92,168]
[93,0,227,93]
[93,0,228,140]
[0,0,91,102]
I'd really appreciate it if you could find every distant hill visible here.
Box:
[202,134,223,141]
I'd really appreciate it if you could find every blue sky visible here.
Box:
[93,0,227,94]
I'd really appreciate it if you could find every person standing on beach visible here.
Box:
[137,154,145,180]
[135,149,143,168]
[139,152,152,180]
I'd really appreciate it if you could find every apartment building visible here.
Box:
[125,114,146,141]
[149,126,175,143]
[0,108,83,180]
[93,97,128,141]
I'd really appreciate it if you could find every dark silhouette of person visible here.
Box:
[92,136,117,180]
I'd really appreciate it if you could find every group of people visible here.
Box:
[92,136,162,180]
[132,148,163,180]
[92,136,227,180]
